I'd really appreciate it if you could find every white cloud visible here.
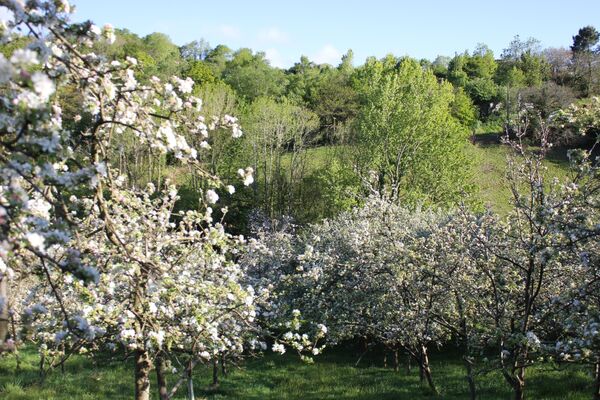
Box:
[312,44,342,65]
[218,24,240,39]
[264,48,287,69]
[258,27,289,44]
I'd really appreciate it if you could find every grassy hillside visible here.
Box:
[467,134,571,214]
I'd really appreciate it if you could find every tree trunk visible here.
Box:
[513,379,524,400]
[134,348,151,400]
[188,371,196,400]
[421,345,437,394]
[39,351,45,382]
[593,360,600,400]
[221,353,227,376]
[212,358,219,386]
[156,354,169,400]
[463,356,477,400]
[11,314,20,371]
[512,358,526,400]
[406,353,411,374]
[383,352,387,368]
[457,294,477,400]
[419,352,425,383]
[393,349,399,372]
[0,275,8,345]
[187,362,195,400]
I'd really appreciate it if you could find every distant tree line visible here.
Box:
[25,24,600,230]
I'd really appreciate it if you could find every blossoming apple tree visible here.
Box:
[0,2,327,400]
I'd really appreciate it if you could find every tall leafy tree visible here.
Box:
[352,57,473,207]
[222,49,288,101]
[571,26,600,96]
[572,26,600,53]
[204,44,233,76]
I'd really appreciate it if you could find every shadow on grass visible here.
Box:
[0,346,595,400]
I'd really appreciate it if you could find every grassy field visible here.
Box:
[466,134,572,214]
[0,346,595,399]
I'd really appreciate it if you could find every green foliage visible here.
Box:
[37,17,588,232]
[571,26,600,54]
[222,49,288,101]
[301,148,362,220]
[240,97,319,220]
[142,32,184,78]
[447,52,469,87]
[352,57,474,207]
[451,87,478,129]
[94,29,184,80]
[496,65,525,87]
[519,51,550,86]
[185,60,217,87]
[0,36,31,58]
[285,56,322,105]
[431,55,451,79]
[496,35,550,111]
[310,69,359,143]
[204,44,233,76]
[465,77,499,109]
[338,49,355,74]
[570,26,600,96]
[447,48,500,117]
[465,44,497,79]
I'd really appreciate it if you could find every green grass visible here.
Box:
[467,134,572,214]
[0,347,594,399]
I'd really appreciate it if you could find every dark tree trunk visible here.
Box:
[39,351,45,382]
[212,358,219,386]
[419,352,425,383]
[513,380,524,400]
[393,349,399,372]
[593,360,600,400]
[383,352,387,368]
[457,293,477,400]
[463,356,476,400]
[221,353,227,376]
[513,359,526,400]
[134,348,151,400]
[156,353,169,400]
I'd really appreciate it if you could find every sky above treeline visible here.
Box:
[70,0,600,68]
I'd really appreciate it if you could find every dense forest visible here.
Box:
[1,2,600,400]
[44,23,600,230]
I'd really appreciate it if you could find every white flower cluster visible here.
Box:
[238,167,254,186]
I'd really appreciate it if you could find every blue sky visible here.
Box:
[71,0,600,68]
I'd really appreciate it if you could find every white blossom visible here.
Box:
[205,189,219,204]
